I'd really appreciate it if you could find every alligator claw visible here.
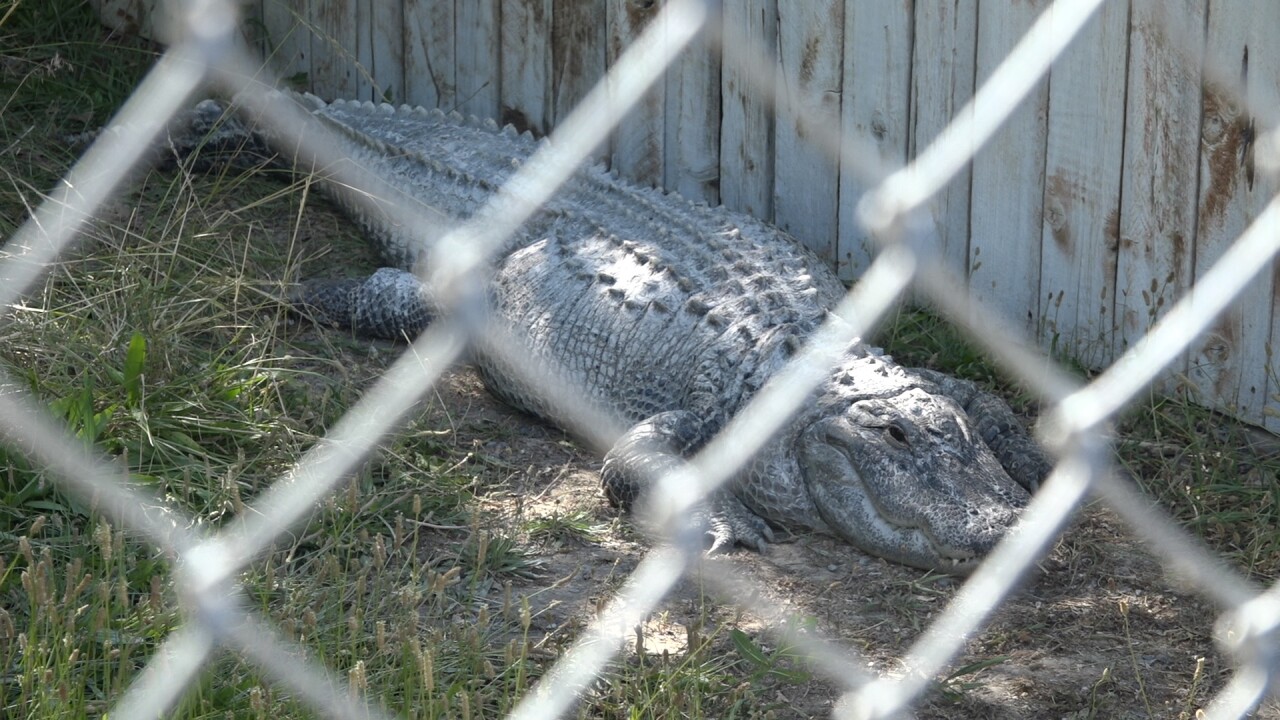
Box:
[705,525,737,555]
[702,493,775,554]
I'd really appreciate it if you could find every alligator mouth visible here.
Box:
[810,460,988,572]
[857,493,985,573]
[805,421,995,573]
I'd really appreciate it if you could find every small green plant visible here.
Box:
[524,508,605,545]
[1,331,147,522]
[936,655,1010,703]
[461,530,543,582]
[728,627,812,685]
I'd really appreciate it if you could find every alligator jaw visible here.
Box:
[798,410,1027,574]
[807,471,987,573]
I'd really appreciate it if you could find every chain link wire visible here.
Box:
[4,0,1280,717]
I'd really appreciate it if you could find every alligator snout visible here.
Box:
[798,405,1031,573]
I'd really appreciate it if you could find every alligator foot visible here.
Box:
[602,410,774,553]
[699,492,776,554]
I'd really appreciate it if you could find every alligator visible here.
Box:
[160,94,1050,573]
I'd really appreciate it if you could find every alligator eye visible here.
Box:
[886,423,909,447]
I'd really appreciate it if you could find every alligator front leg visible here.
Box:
[912,368,1053,493]
[601,410,775,553]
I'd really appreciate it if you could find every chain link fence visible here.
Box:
[4,0,1280,717]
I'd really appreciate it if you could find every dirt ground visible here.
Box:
[106,173,1276,718]
[403,362,1279,720]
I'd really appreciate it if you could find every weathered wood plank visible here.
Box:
[403,0,455,110]
[501,0,553,134]
[261,0,311,84]
[908,0,977,283]
[606,0,665,187]
[1194,1,1279,426]
[309,0,360,99]
[241,1,270,56]
[1038,0,1129,369]
[1115,0,1205,378]
[967,0,1050,334]
[354,0,375,100]
[773,0,843,263]
[456,0,501,118]
[719,0,777,221]
[223,1,267,59]
[664,10,720,204]
[838,1,913,281]
[369,0,405,102]
[552,0,608,141]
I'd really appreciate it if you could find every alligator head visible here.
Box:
[780,358,1034,573]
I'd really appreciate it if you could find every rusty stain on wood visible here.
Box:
[1044,172,1073,255]
[1200,82,1249,226]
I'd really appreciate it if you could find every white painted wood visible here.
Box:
[501,0,554,134]
[367,0,403,102]
[552,0,608,139]
[967,0,1050,334]
[773,0,843,263]
[91,0,174,41]
[456,0,500,118]
[354,0,375,100]
[240,1,262,56]
[1195,1,1279,426]
[908,0,977,285]
[261,0,310,83]
[719,0,777,221]
[838,1,912,281]
[403,0,455,110]
[309,0,360,99]
[1115,0,1205,379]
[664,13,720,204]
[606,0,665,186]
[92,0,257,53]
[1038,0,1128,370]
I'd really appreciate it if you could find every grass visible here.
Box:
[0,3,790,717]
[2,1,1280,718]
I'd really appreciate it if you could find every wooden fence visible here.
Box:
[90,0,1280,432]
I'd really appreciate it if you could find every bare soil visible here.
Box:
[386,358,1278,720]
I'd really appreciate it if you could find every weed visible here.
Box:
[525,509,605,546]
[460,529,544,582]
[936,655,1010,702]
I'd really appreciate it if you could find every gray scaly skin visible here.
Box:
[177,93,1050,573]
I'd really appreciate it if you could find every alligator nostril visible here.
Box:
[887,423,908,447]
